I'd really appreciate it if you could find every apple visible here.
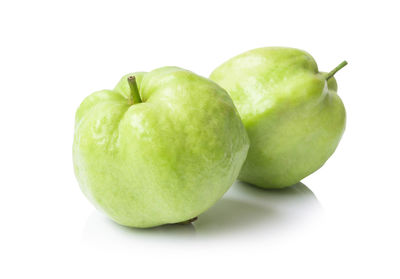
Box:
[73,67,249,228]
[210,47,346,189]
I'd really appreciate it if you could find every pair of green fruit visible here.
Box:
[73,47,347,228]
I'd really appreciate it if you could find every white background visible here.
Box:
[1,0,399,278]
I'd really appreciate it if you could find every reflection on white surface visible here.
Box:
[194,182,321,236]
[83,181,321,246]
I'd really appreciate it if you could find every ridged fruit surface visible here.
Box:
[210,47,346,188]
[73,67,249,227]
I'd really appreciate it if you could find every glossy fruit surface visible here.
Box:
[210,47,346,188]
[73,67,249,227]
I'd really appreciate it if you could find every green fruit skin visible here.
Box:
[210,47,346,189]
[73,67,249,228]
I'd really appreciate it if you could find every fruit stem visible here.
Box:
[178,216,198,225]
[127,76,142,105]
[326,61,348,80]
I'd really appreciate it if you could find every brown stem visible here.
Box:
[177,216,198,225]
